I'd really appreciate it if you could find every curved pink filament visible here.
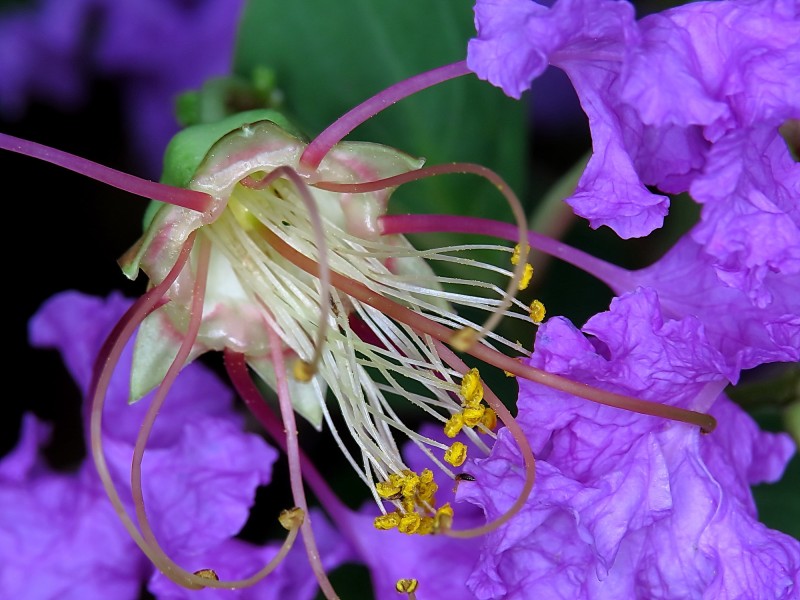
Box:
[299,60,471,172]
[241,166,332,375]
[130,235,211,560]
[262,312,341,600]
[0,132,212,213]
[379,213,636,294]
[433,341,536,538]
[260,228,717,433]
[223,350,352,524]
[90,233,300,589]
[314,162,530,350]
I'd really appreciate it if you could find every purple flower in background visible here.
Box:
[458,290,800,598]
[0,0,246,175]
[468,0,800,304]
[0,291,350,598]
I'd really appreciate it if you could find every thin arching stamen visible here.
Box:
[313,162,530,353]
[433,341,536,538]
[261,228,717,433]
[0,132,212,213]
[262,313,341,600]
[379,213,636,294]
[224,349,352,524]
[90,233,302,589]
[299,60,471,172]
[242,166,332,381]
[131,235,212,570]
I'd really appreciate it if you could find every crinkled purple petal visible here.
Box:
[147,509,353,600]
[29,290,239,447]
[103,416,276,555]
[688,127,800,304]
[634,236,800,379]
[0,415,147,600]
[622,0,800,140]
[456,291,799,598]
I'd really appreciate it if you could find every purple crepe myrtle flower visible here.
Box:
[2,291,355,598]
[468,0,800,307]
[457,290,799,599]
[0,0,246,175]
[1,33,725,598]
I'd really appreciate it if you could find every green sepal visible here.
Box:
[160,108,304,189]
[128,306,203,403]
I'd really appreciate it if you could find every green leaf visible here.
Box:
[233,0,528,278]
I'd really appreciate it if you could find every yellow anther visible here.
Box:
[529,299,546,323]
[460,368,484,407]
[417,481,438,504]
[187,568,220,589]
[401,473,420,498]
[419,469,434,485]
[396,579,419,594]
[518,263,534,291]
[504,369,516,377]
[374,511,401,530]
[510,243,528,266]
[416,516,435,535]
[444,442,468,467]
[398,512,422,534]
[462,405,486,427]
[434,503,454,532]
[292,359,315,382]
[376,480,402,499]
[479,407,497,431]
[444,413,464,438]
[278,507,305,530]
[450,327,477,352]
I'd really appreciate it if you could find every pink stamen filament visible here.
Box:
[314,162,530,350]
[262,309,341,600]
[379,213,636,294]
[224,350,352,524]
[90,233,300,589]
[0,132,213,213]
[241,166,332,375]
[433,340,536,538]
[131,236,210,561]
[299,60,472,172]
[261,228,717,433]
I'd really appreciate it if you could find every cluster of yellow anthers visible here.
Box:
[443,368,496,462]
[374,468,454,535]
[511,244,547,324]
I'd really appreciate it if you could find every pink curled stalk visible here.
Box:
[299,60,472,172]
[241,166,332,377]
[262,311,341,600]
[312,161,530,352]
[260,228,717,433]
[90,233,301,590]
[0,132,212,213]
[433,340,536,538]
